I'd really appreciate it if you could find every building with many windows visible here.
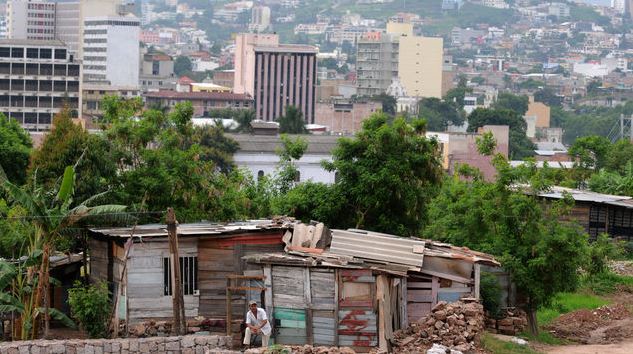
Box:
[0,39,81,131]
[233,33,318,123]
[82,15,140,87]
[7,0,56,41]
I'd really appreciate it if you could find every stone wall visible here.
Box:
[485,308,528,335]
[0,335,234,354]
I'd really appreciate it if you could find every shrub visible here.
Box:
[480,271,503,319]
[68,281,111,338]
[587,234,623,275]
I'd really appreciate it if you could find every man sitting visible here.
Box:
[243,300,271,348]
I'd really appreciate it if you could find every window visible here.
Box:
[257,170,264,180]
[163,256,198,296]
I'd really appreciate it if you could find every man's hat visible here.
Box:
[248,300,257,306]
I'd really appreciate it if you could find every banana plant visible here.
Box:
[0,164,129,338]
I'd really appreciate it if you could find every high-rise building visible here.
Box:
[82,15,140,87]
[398,36,443,98]
[356,21,443,98]
[7,0,122,57]
[7,0,56,41]
[249,6,271,32]
[0,39,81,131]
[356,32,399,97]
[233,33,318,123]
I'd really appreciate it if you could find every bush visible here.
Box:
[68,282,111,338]
[587,234,623,275]
[480,271,503,319]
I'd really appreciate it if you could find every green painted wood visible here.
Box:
[274,308,306,321]
[279,319,306,329]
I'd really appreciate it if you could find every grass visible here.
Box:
[581,271,633,295]
[536,292,610,326]
[480,332,542,354]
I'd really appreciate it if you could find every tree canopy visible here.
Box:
[278,106,308,134]
[467,107,536,159]
[0,114,32,185]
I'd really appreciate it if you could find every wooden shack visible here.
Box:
[87,220,289,331]
[536,186,633,240]
[244,227,499,352]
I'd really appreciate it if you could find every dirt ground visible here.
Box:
[544,340,633,354]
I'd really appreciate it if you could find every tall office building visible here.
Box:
[7,0,56,41]
[398,36,443,98]
[249,6,271,32]
[0,39,81,131]
[7,0,122,57]
[234,33,318,123]
[82,15,140,87]
[356,21,443,98]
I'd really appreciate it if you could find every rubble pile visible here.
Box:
[125,317,227,337]
[485,308,528,335]
[391,301,485,353]
[546,304,630,343]
[245,345,356,354]
[609,260,633,277]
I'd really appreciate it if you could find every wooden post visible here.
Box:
[474,264,481,301]
[226,278,232,336]
[167,208,186,335]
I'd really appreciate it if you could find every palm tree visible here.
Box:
[0,164,128,338]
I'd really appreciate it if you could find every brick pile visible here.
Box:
[485,308,528,335]
[391,301,485,353]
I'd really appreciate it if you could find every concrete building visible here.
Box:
[398,35,443,98]
[356,23,443,98]
[143,91,252,117]
[249,5,271,32]
[8,0,122,57]
[314,99,380,134]
[82,15,140,87]
[139,51,176,92]
[233,33,318,123]
[429,125,510,181]
[7,0,56,41]
[212,69,234,89]
[82,83,139,119]
[356,32,399,97]
[228,133,339,184]
[0,39,81,131]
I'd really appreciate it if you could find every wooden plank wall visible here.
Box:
[406,275,434,324]
[88,238,109,283]
[126,239,198,322]
[310,269,336,346]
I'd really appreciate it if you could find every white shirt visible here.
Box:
[246,307,272,336]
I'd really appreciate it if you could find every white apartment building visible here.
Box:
[7,0,56,41]
[82,15,140,87]
[8,0,123,57]
[0,39,81,131]
[249,5,271,32]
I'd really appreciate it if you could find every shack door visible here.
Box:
[272,266,307,345]
[406,275,436,324]
[310,268,336,346]
[338,269,377,349]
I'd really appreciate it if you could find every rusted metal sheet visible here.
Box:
[338,309,377,347]
[330,230,425,267]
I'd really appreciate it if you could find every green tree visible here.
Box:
[467,108,536,159]
[275,135,308,194]
[234,109,255,133]
[0,113,32,185]
[492,92,529,115]
[174,56,193,76]
[29,110,118,204]
[371,93,397,116]
[534,88,562,107]
[568,136,611,177]
[605,139,633,174]
[418,97,464,131]
[324,113,442,235]
[278,106,308,134]
[425,150,589,335]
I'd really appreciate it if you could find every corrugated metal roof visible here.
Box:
[537,186,632,205]
[329,229,426,267]
[89,219,294,239]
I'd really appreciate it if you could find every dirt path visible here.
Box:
[545,340,633,354]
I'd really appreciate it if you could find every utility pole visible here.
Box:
[167,208,186,335]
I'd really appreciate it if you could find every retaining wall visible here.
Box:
[0,335,234,354]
